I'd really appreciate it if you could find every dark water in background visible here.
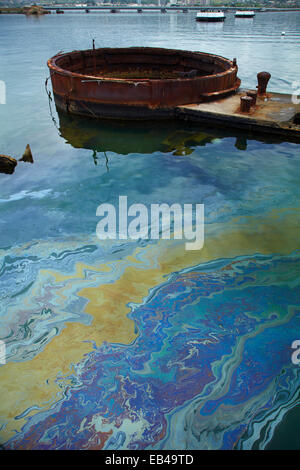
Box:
[0,11,300,450]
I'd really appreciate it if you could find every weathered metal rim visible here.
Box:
[47,46,237,84]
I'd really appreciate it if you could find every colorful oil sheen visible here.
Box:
[1,240,300,449]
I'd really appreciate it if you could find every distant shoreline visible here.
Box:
[0,6,50,14]
[1,6,300,14]
[0,7,27,14]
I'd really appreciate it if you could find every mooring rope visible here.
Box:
[45,76,109,172]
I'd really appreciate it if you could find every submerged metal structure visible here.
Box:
[47,47,240,119]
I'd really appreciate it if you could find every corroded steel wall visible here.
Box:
[48,47,240,118]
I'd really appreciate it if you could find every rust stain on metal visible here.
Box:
[246,90,257,106]
[240,95,253,113]
[179,90,300,142]
[47,47,240,119]
[257,71,271,96]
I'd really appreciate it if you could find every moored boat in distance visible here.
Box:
[196,10,226,22]
[235,10,255,18]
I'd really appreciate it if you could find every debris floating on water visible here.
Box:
[0,154,17,175]
[19,144,34,163]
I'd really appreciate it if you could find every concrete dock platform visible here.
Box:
[178,91,300,142]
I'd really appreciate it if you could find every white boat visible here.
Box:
[235,10,255,18]
[196,10,226,22]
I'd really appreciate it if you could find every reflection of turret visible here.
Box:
[56,109,221,158]
[163,130,216,156]
[55,108,286,163]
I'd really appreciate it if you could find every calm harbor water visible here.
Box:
[0,11,300,450]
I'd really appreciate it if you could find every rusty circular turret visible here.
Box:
[47,47,240,119]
